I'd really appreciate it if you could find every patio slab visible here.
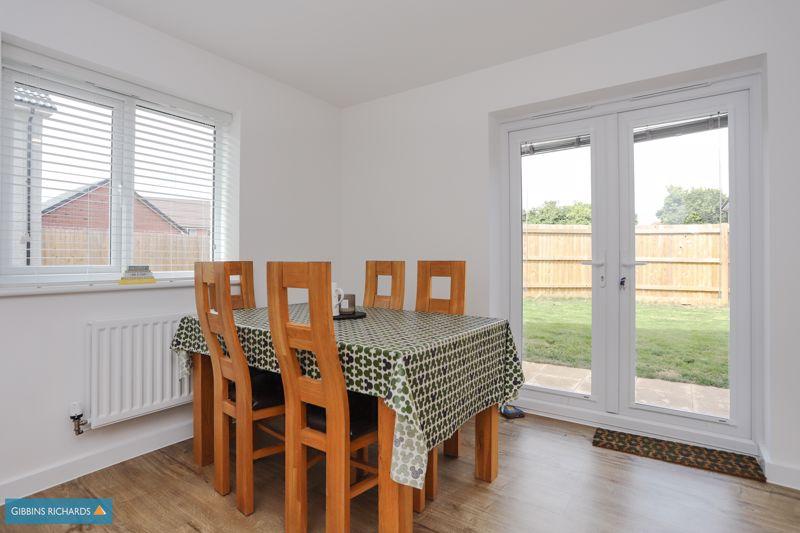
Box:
[690,383,730,419]
[520,361,730,418]
[575,374,592,395]
[635,377,694,412]
[522,362,591,393]
[526,372,586,392]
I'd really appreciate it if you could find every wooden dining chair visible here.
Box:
[268,261,379,532]
[415,260,465,315]
[413,260,466,512]
[194,261,286,516]
[363,260,405,310]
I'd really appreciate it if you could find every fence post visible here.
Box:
[720,223,729,305]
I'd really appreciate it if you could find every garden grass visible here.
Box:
[522,298,729,388]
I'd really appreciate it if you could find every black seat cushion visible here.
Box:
[306,391,378,438]
[229,369,284,410]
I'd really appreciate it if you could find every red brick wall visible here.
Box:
[42,184,182,234]
[42,184,110,230]
[133,198,183,234]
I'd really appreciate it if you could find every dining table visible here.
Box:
[170,304,524,532]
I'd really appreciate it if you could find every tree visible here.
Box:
[526,201,591,224]
[656,186,728,224]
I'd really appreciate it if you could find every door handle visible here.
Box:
[580,259,606,287]
[621,261,649,267]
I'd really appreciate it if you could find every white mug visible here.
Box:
[332,283,345,316]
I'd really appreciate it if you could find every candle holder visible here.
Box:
[340,294,356,315]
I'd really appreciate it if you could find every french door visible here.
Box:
[509,115,615,415]
[509,84,754,449]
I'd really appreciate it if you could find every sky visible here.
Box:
[521,127,729,225]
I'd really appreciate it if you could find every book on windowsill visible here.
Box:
[119,265,156,285]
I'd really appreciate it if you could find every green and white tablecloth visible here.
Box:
[170,304,523,489]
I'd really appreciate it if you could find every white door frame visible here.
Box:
[617,90,751,442]
[501,73,762,454]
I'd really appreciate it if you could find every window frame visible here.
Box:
[1,68,126,281]
[0,47,234,288]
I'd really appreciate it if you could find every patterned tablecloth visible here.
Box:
[170,304,523,489]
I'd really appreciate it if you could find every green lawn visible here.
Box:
[522,298,729,388]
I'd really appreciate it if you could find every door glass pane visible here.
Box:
[520,135,593,394]
[632,114,730,418]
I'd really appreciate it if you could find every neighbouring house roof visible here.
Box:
[41,179,190,234]
[41,179,111,215]
[135,195,196,234]
[145,197,212,230]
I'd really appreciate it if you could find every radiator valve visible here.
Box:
[69,402,88,436]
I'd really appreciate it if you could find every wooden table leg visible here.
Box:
[413,446,439,512]
[412,486,426,513]
[425,448,438,501]
[475,404,499,482]
[192,353,214,466]
[378,401,412,533]
[443,431,460,457]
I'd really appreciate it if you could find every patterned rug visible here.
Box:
[592,428,766,482]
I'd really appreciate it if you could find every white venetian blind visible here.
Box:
[0,54,235,287]
[133,107,216,271]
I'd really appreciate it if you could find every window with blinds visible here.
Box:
[0,52,234,287]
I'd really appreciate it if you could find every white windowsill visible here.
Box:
[0,277,195,298]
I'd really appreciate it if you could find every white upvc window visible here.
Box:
[0,45,236,288]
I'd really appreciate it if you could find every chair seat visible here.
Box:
[307,392,378,438]
[229,369,285,410]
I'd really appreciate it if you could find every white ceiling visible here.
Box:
[89,0,722,107]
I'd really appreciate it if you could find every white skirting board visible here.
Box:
[0,416,192,500]
[761,449,800,491]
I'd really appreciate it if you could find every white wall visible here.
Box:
[0,0,341,499]
[340,0,800,489]
[2,0,799,499]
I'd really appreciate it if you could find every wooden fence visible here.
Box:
[41,228,210,272]
[523,223,729,304]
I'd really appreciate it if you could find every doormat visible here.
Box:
[592,428,765,482]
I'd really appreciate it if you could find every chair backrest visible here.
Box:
[199,260,255,311]
[363,260,405,310]
[267,262,349,430]
[415,260,466,315]
[194,261,255,400]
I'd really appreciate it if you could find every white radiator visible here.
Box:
[86,314,191,428]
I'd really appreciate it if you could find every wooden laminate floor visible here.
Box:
[2,415,799,532]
